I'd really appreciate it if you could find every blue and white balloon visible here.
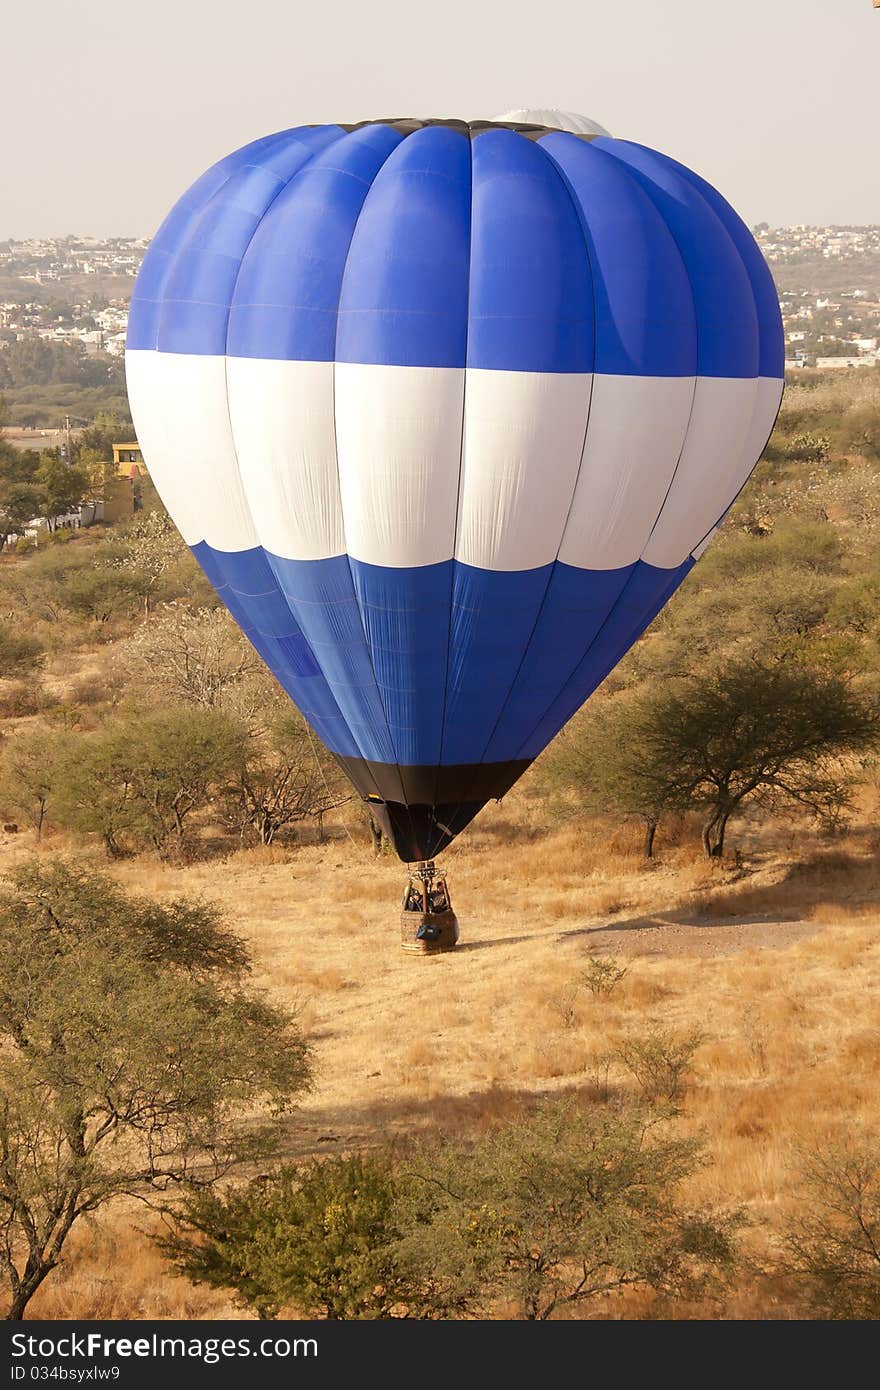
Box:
[126,109,783,862]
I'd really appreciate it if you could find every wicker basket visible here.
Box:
[400,908,460,954]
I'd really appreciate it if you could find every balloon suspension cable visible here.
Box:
[302,722,359,849]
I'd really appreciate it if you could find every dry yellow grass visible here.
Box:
[3,793,879,1320]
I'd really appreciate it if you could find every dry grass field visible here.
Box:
[3,784,878,1320]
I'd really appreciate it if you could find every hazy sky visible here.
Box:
[3,0,878,239]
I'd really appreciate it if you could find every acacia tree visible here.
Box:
[552,661,878,860]
[0,728,73,838]
[230,713,351,846]
[112,511,194,615]
[0,623,44,680]
[0,862,312,1320]
[120,606,264,715]
[3,545,141,626]
[644,661,878,857]
[55,706,250,856]
[545,693,672,857]
[397,1100,737,1320]
[162,1101,736,1321]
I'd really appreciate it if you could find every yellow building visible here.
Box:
[104,442,145,523]
[113,443,143,470]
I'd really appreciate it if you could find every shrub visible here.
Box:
[0,727,73,836]
[787,432,830,463]
[161,1157,409,1321]
[54,705,250,857]
[615,1028,705,1104]
[0,678,44,719]
[784,1138,880,1319]
[0,621,44,677]
[582,955,629,999]
[162,1100,738,1321]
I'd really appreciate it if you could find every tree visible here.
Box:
[162,1102,737,1321]
[60,563,143,623]
[120,606,265,714]
[112,511,194,614]
[0,444,41,551]
[0,339,120,392]
[55,706,250,857]
[0,483,40,551]
[70,413,130,468]
[649,660,877,857]
[397,1100,736,1320]
[0,729,72,838]
[557,661,878,860]
[0,623,43,679]
[543,693,671,858]
[2,544,141,626]
[230,712,351,846]
[34,453,89,531]
[784,1139,880,1319]
[0,862,312,1319]
[161,1157,411,1320]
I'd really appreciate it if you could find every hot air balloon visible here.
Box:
[125,109,783,947]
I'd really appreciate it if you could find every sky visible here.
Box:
[2,0,878,239]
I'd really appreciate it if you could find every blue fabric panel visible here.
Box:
[228,125,405,360]
[538,134,697,377]
[482,563,636,763]
[466,130,594,373]
[127,128,310,351]
[267,554,400,772]
[657,152,784,380]
[335,127,472,369]
[157,126,345,356]
[151,127,346,357]
[190,541,360,758]
[439,564,551,766]
[593,138,759,380]
[189,541,697,776]
[516,559,693,761]
[349,559,452,767]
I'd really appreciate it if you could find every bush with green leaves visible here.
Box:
[0,727,73,836]
[786,431,831,463]
[0,861,312,1320]
[54,705,250,857]
[582,955,629,999]
[161,1157,413,1321]
[162,1099,738,1321]
[0,621,43,677]
[615,1028,705,1105]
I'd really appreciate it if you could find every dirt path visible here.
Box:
[561,912,823,958]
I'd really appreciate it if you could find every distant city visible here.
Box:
[2,226,880,374]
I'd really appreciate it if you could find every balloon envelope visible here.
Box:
[126,112,783,862]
